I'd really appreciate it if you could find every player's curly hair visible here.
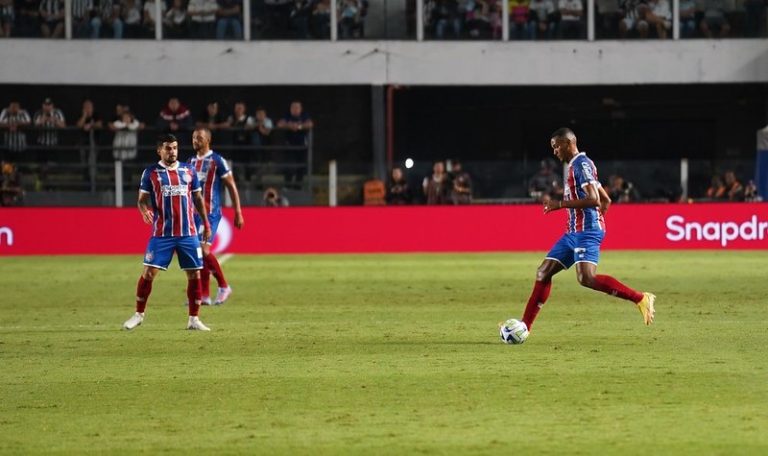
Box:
[156,133,178,147]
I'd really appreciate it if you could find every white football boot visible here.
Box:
[214,286,232,305]
[187,316,211,331]
[123,312,144,330]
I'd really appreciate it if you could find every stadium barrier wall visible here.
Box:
[2,204,768,256]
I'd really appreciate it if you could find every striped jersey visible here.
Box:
[0,108,31,152]
[139,161,202,237]
[563,152,605,233]
[189,150,232,216]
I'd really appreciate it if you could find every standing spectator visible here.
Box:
[311,0,330,38]
[289,0,313,39]
[157,97,193,133]
[529,0,557,39]
[196,101,229,131]
[337,0,359,39]
[558,0,584,38]
[227,101,255,147]
[619,0,649,38]
[607,174,640,202]
[0,101,32,156]
[723,170,744,201]
[645,0,670,38]
[39,0,64,38]
[744,180,761,202]
[0,160,23,206]
[528,159,561,201]
[432,0,461,39]
[0,0,14,37]
[678,0,696,37]
[16,0,41,37]
[277,100,314,188]
[143,0,166,36]
[216,0,242,39]
[386,166,412,205]
[422,160,450,205]
[188,0,217,38]
[121,0,144,38]
[33,98,66,152]
[76,99,103,164]
[450,159,472,204]
[699,0,730,38]
[163,0,187,38]
[111,110,141,160]
[509,0,533,40]
[72,0,99,38]
[252,106,273,146]
[96,0,124,38]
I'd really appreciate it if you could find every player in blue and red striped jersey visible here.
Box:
[123,133,213,331]
[511,128,655,338]
[190,128,244,305]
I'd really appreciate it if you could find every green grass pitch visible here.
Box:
[1,251,767,454]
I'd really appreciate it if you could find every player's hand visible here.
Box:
[203,226,212,243]
[234,211,244,229]
[141,209,153,224]
[543,199,562,214]
[600,199,611,215]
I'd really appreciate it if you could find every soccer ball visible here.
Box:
[499,318,529,345]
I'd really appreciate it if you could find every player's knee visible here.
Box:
[577,272,595,288]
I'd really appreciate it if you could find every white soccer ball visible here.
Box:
[499,318,529,345]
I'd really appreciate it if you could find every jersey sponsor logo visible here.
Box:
[666,214,768,247]
[161,184,188,197]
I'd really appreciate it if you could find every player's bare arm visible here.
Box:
[137,191,153,224]
[192,191,212,242]
[543,183,600,214]
[223,174,245,229]
[597,185,612,215]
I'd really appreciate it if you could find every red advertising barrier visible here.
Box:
[1,204,768,255]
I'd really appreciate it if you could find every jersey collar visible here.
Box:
[158,160,180,170]
[567,151,585,166]
[196,150,214,159]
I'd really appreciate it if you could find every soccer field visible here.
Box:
[1,252,767,454]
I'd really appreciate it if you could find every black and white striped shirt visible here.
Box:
[0,109,31,152]
[72,0,94,19]
[33,109,65,147]
[39,0,64,20]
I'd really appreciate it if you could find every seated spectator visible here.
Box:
[164,0,188,38]
[157,97,193,133]
[76,99,103,163]
[196,101,229,131]
[216,0,242,39]
[422,160,451,205]
[290,0,314,39]
[0,101,32,155]
[723,170,743,201]
[678,0,696,38]
[338,0,360,39]
[263,186,289,206]
[558,0,583,38]
[450,159,472,204]
[432,0,462,39]
[619,0,650,38]
[227,101,255,146]
[386,166,412,205]
[39,0,65,38]
[705,174,726,199]
[509,0,533,40]
[743,180,762,202]
[188,0,217,38]
[96,0,124,38]
[143,0,166,37]
[528,159,560,201]
[1,0,15,37]
[311,0,331,39]
[645,0,670,39]
[71,0,99,38]
[121,0,144,38]
[15,0,41,37]
[111,110,141,160]
[252,106,273,146]
[277,100,314,187]
[699,0,730,38]
[529,0,558,39]
[607,174,640,202]
[0,160,22,206]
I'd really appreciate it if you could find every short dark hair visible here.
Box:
[156,133,178,147]
[551,127,576,140]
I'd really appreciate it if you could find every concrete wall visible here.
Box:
[2,39,767,86]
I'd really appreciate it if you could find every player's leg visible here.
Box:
[124,237,173,330]
[519,233,573,330]
[199,241,213,305]
[574,231,655,325]
[177,236,211,330]
[202,213,232,305]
